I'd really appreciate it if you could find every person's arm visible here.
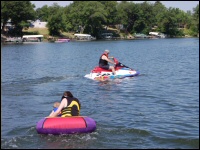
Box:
[49,110,54,116]
[47,99,67,117]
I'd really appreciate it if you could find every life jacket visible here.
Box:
[99,53,108,66]
[61,96,81,117]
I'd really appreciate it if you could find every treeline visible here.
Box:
[1,1,199,38]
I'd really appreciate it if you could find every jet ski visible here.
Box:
[84,57,140,81]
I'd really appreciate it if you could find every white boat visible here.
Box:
[149,32,166,38]
[55,38,70,43]
[101,33,113,39]
[4,37,23,43]
[74,34,96,41]
[22,35,44,42]
[134,33,149,39]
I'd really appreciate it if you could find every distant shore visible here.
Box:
[1,27,198,43]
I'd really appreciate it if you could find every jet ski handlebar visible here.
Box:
[113,57,119,64]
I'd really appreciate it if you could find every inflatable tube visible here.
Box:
[36,116,96,135]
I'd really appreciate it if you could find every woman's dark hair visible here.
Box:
[63,91,73,97]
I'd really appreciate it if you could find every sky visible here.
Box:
[31,1,199,12]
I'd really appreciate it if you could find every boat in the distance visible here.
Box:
[55,38,70,43]
[84,57,140,81]
[3,37,23,44]
[74,33,96,41]
[22,35,43,43]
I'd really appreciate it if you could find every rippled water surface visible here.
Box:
[1,38,199,149]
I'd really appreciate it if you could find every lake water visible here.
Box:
[1,38,199,149]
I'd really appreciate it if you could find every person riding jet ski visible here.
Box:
[99,49,116,75]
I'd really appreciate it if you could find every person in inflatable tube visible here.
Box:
[47,91,81,117]
[49,102,61,117]
[99,49,116,75]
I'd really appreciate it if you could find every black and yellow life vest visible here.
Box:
[61,97,81,117]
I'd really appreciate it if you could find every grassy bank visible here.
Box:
[22,28,75,40]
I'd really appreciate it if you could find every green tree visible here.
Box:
[1,1,10,34]
[1,1,36,36]
[159,8,184,36]
[152,1,167,32]
[64,1,107,37]
[35,5,50,21]
[193,4,199,35]
[47,4,66,36]
[135,1,154,34]
[116,1,139,34]
[82,1,107,36]
[99,1,118,26]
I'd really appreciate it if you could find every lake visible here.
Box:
[1,38,199,149]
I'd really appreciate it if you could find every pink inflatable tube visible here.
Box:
[36,116,96,135]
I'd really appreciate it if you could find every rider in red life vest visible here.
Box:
[99,49,116,75]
